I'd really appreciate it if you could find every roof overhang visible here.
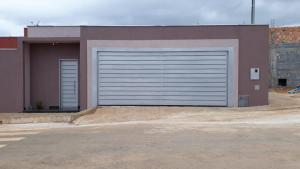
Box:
[23,37,80,44]
[26,26,81,38]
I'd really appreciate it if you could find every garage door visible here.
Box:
[97,49,228,106]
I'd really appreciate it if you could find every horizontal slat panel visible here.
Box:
[61,62,78,66]
[61,69,78,74]
[100,65,227,70]
[61,74,78,78]
[61,100,78,103]
[99,91,226,96]
[99,60,227,65]
[62,83,76,86]
[61,66,78,72]
[99,95,225,100]
[99,56,226,61]
[61,65,77,68]
[61,82,77,85]
[61,88,76,92]
[99,100,226,106]
[99,69,226,74]
[99,86,226,91]
[62,95,78,98]
[99,73,227,78]
[62,80,77,83]
[61,97,78,100]
[97,50,228,106]
[61,92,77,96]
[61,103,78,107]
[62,91,76,95]
[99,78,227,83]
[61,79,78,82]
[98,82,226,87]
[99,51,227,56]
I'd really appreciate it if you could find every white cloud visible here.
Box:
[0,0,299,36]
[0,17,23,36]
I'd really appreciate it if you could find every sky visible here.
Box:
[0,0,299,36]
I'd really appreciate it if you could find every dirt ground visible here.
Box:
[1,91,300,169]
[74,91,300,125]
[1,121,300,169]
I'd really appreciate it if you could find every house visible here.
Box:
[0,25,269,113]
[270,26,300,87]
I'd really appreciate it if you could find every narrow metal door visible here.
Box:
[60,60,79,110]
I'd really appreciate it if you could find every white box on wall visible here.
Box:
[250,68,260,80]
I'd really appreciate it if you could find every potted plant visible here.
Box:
[36,101,44,110]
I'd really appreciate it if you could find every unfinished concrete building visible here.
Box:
[270,27,300,87]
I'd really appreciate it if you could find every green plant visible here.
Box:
[36,101,44,110]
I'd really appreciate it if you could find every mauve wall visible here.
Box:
[238,27,269,106]
[81,25,269,106]
[30,43,79,109]
[0,39,23,112]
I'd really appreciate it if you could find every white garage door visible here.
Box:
[97,49,228,106]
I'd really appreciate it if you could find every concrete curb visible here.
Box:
[70,108,97,123]
[0,108,97,124]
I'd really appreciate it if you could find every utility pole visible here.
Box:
[251,0,255,24]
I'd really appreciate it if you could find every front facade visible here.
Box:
[0,25,269,113]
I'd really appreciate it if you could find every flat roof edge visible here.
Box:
[27,24,269,28]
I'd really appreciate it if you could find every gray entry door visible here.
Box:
[97,49,228,106]
[60,60,79,110]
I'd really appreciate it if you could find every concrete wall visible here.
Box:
[30,43,80,110]
[270,43,300,87]
[0,39,23,113]
[81,25,269,107]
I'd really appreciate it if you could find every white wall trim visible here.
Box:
[91,48,99,108]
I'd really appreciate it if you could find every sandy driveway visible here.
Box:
[74,91,300,125]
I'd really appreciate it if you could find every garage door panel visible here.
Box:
[99,86,226,92]
[100,64,227,70]
[99,74,226,78]
[99,100,226,106]
[99,60,227,65]
[99,69,226,74]
[99,82,226,87]
[99,51,227,56]
[99,91,226,96]
[99,78,227,83]
[99,56,227,61]
[99,95,226,100]
[97,50,228,106]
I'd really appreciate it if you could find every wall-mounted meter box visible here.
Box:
[250,68,260,80]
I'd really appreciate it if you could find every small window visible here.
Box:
[278,79,287,87]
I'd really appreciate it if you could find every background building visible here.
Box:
[270,26,300,87]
